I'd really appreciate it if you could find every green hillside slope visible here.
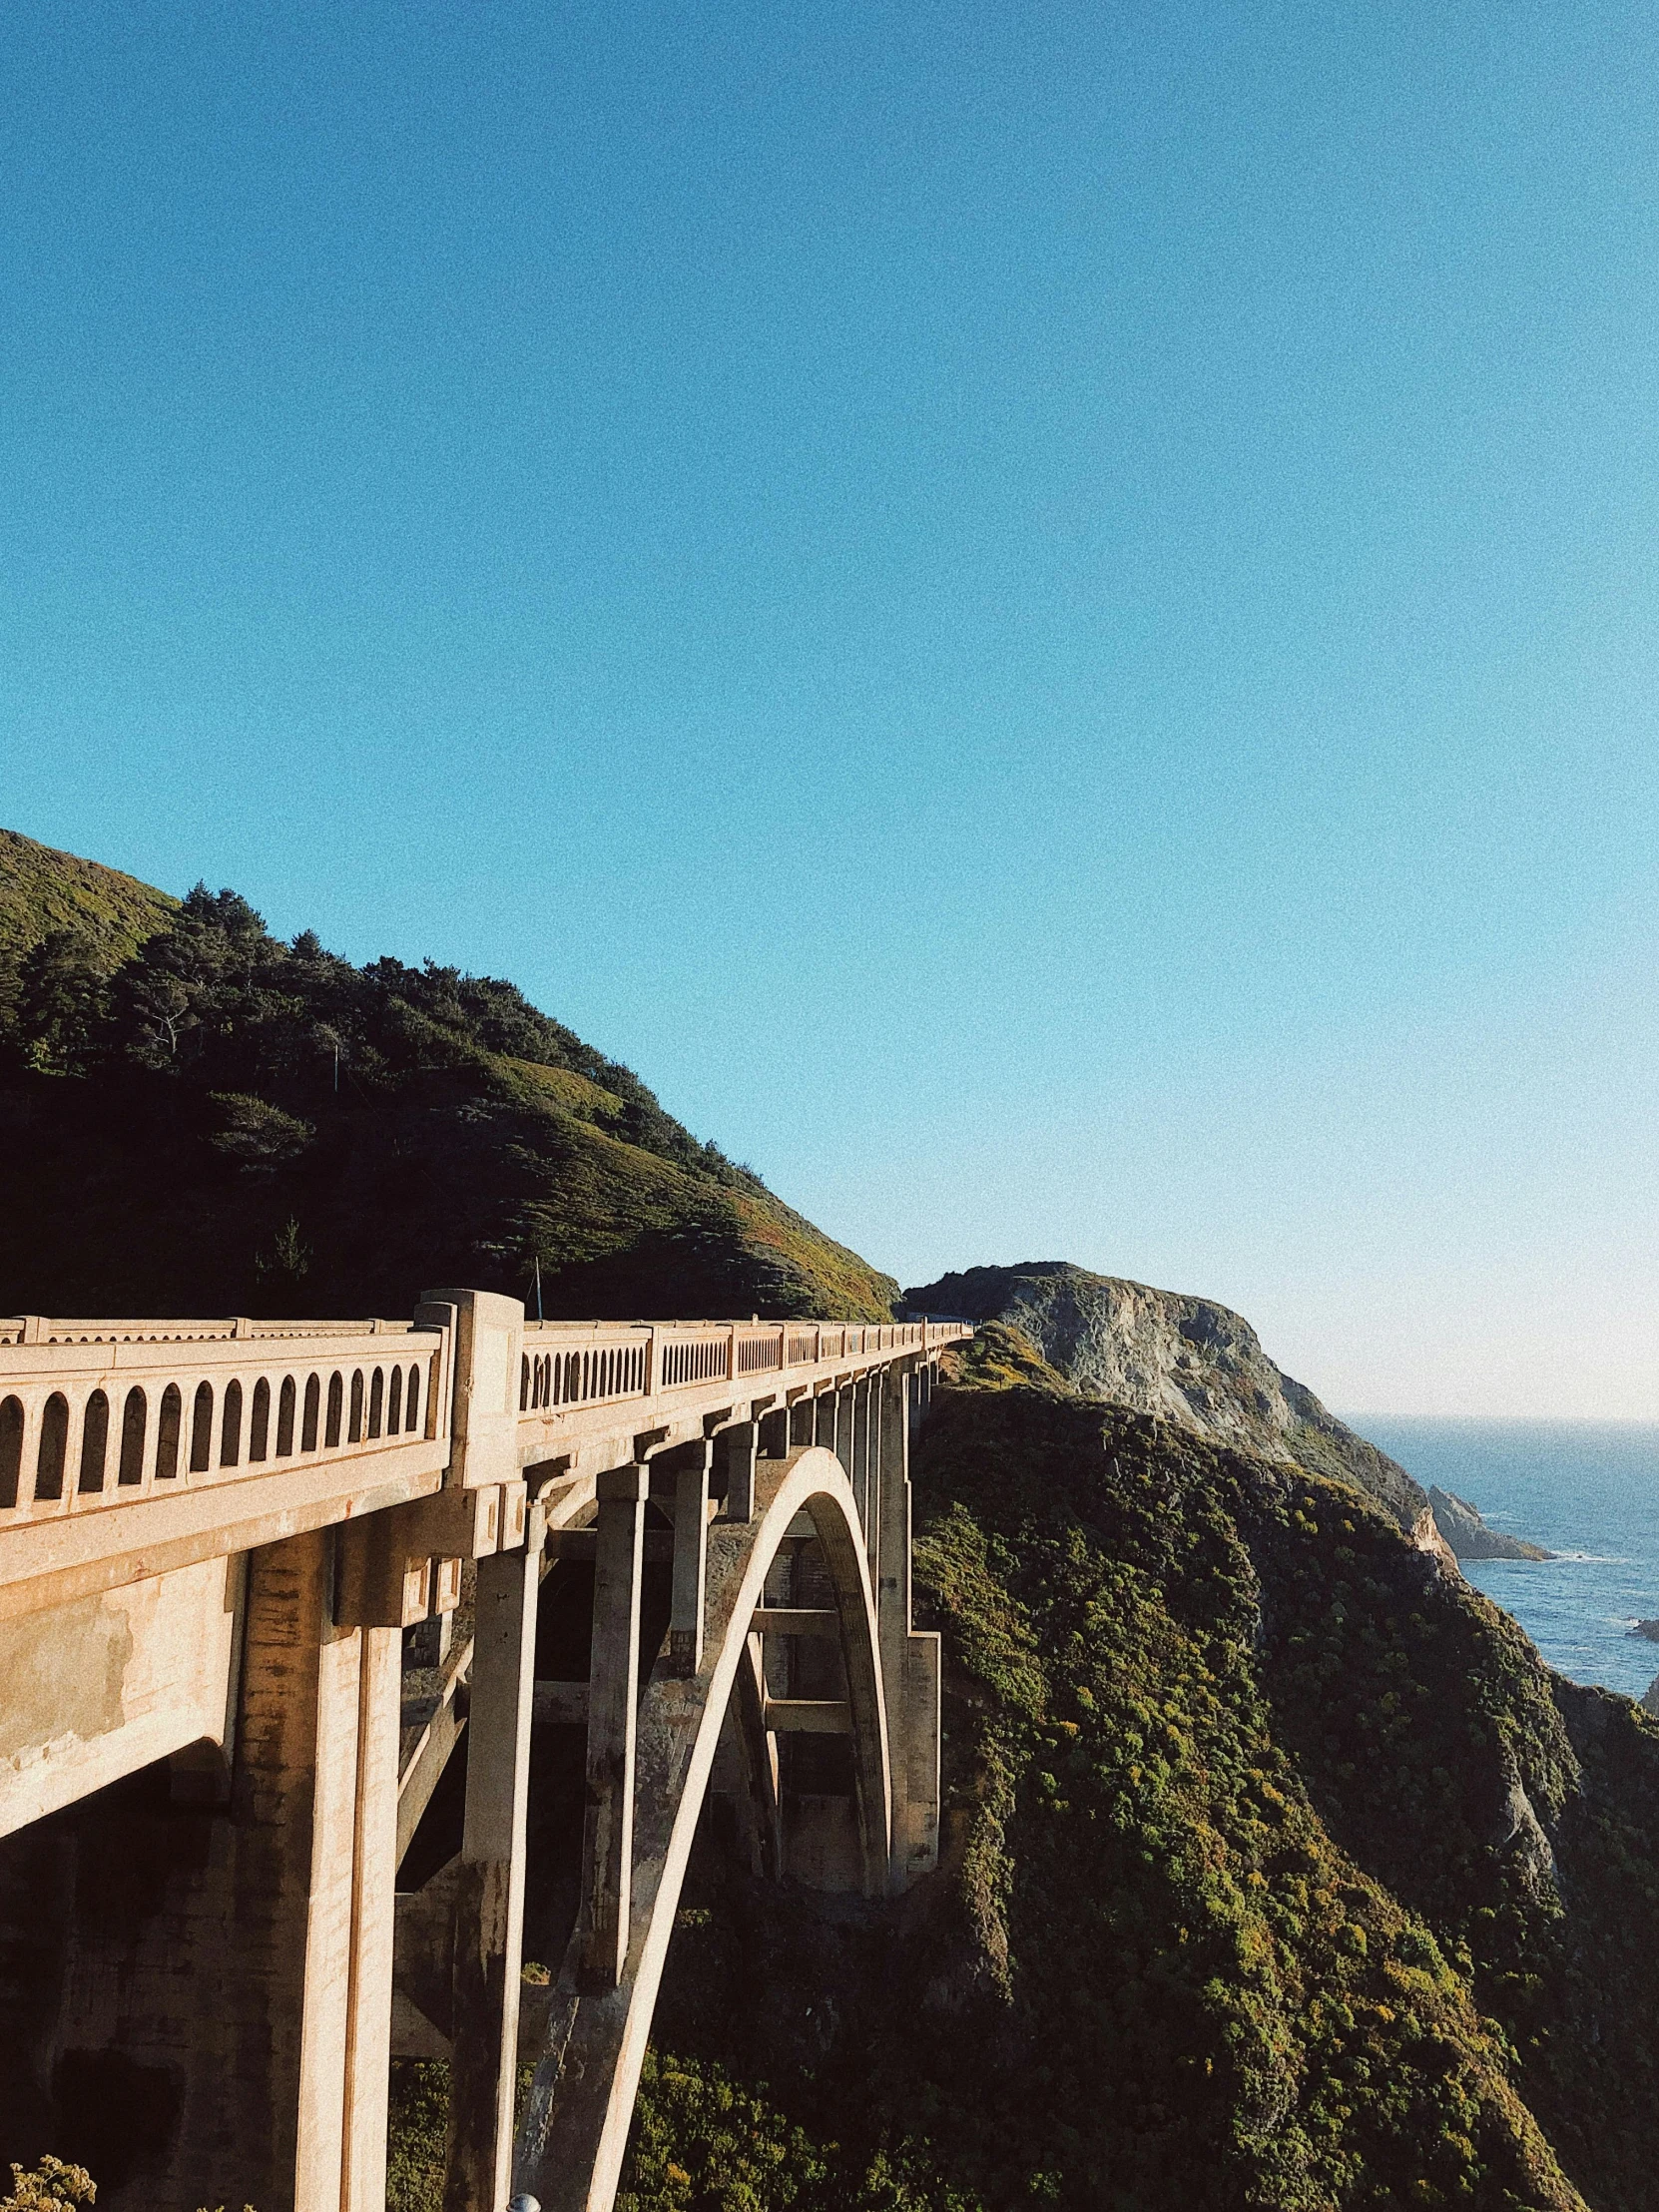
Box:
[0,842,895,1321]
[607,1328,1659,2212]
[0,828,177,964]
[0,829,177,1034]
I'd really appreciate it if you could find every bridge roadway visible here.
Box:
[0,1294,969,2212]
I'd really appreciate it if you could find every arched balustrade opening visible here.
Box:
[0,1395,22,1509]
[35,1393,69,1500]
[220,1381,243,1468]
[156,1384,182,1479]
[249,1378,271,1462]
[190,1383,214,1473]
[77,1390,110,1494]
[118,1388,147,1485]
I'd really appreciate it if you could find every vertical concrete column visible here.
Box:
[341,1620,403,2212]
[835,1383,856,1486]
[860,1379,878,1534]
[876,1368,913,1890]
[444,1520,544,2212]
[84,1528,399,2212]
[863,1374,883,1576]
[715,1418,758,1521]
[581,1463,649,1988]
[671,1442,713,1675]
[875,1365,940,1892]
[157,1529,365,2212]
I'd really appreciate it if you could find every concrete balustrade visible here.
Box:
[0,1295,969,2212]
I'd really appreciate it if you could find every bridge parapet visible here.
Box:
[0,1314,454,1620]
[515,1316,953,1457]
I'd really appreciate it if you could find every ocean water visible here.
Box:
[1356,1419,1659,1700]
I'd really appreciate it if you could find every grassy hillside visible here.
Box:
[0,830,176,1034]
[597,1328,1659,2212]
[0,829,176,965]
[0,841,896,1321]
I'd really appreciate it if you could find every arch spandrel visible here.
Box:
[514,1444,891,2212]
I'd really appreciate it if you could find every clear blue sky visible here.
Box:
[4,2,1658,1416]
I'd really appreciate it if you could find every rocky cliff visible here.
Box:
[1429,1484,1553,1561]
[905,1259,1429,1529]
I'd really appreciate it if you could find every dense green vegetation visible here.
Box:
[576,1328,1659,2212]
[375,1332,1659,2212]
[0,836,895,1320]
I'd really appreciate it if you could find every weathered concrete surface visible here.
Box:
[0,1553,243,1838]
[25,1532,398,2212]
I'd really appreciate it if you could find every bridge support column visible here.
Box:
[834,1383,856,1487]
[862,1374,883,1575]
[814,1389,837,1455]
[877,1368,941,1892]
[849,1379,873,1539]
[670,1442,713,1675]
[444,1514,543,2212]
[714,1418,758,1522]
[94,1528,402,2212]
[581,1464,649,1988]
[343,1617,404,2212]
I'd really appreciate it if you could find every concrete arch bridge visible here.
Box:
[0,1295,967,2212]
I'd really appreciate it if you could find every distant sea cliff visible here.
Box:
[904,1258,1549,1561]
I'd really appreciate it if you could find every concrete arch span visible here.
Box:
[512,1444,890,2212]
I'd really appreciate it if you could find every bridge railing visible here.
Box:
[0,1305,971,1609]
[0,1316,450,1538]
[515,1317,959,1428]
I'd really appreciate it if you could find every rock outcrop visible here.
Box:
[905,1259,1428,1528]
[1429,1484,1553,1561]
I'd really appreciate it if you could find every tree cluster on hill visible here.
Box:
[0,844,897,1323]
[5,883,746,1187]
